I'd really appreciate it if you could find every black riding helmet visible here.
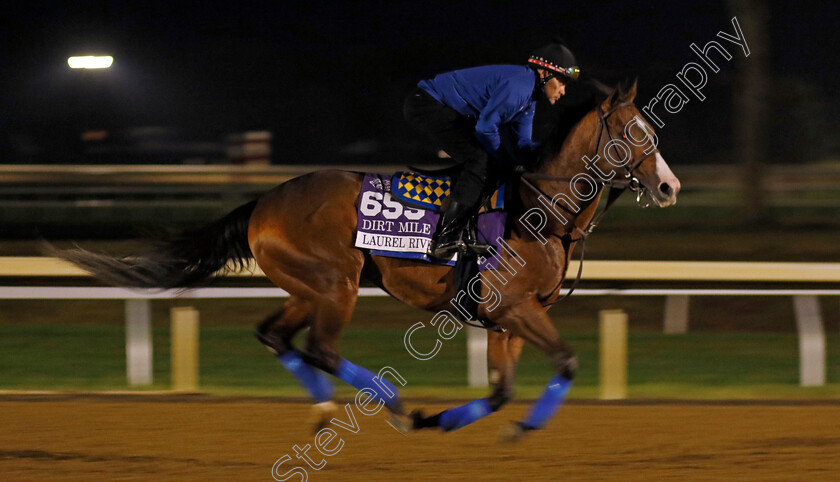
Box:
[528,41,580,85]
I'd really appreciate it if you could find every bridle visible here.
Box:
[593,102,661,208]
[518,101,659,305]
[521,102,658,223]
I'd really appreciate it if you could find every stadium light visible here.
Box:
[68,56,113,69]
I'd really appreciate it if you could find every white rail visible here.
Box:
[5,257,840,281]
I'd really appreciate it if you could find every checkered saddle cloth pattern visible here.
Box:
[390,171,451,211]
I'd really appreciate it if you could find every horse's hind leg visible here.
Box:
[250,170,407,426]
[255,298,337,430]
[300,284,408,418]
[412,330,523,432]
[257,253,408,423]
[255,297,312,355]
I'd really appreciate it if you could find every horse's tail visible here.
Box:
[57,200,258,289]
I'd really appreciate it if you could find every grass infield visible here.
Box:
[1,323,838,399]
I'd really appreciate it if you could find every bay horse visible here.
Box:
[59,81,680,439]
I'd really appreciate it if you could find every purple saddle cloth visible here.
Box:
[354,173,506,270]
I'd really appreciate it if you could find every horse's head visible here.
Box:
[596,82,680,207]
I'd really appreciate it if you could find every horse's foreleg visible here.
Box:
[498,306,577,440]
[489,331,524,410]
[412,330,522,432]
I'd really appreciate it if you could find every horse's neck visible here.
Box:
[527,112,605,233]
[541,110,597,178]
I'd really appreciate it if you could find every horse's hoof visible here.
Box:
[309,401,338,434]
[409,409,442,430]
[411,409,426,430]
[386,413,413,436]
[498,422,529,443]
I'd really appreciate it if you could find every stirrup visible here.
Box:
[464,240,493,257]
[430,237,465,259]
[463,217,492,256]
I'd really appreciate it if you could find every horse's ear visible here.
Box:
[590,79,613,97]
[602,85,621,110]
[625,79,638,102]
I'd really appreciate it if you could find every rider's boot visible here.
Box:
[430,200,469,259]
[430,166,495,258]
[430,201,492,259]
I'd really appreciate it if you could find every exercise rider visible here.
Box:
[403,41,580,259]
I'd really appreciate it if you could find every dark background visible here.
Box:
[1,0,837,166]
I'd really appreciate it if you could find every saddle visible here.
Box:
[390,169,506,213]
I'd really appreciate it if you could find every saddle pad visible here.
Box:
[391,171,451,211]
[355,173,506,270]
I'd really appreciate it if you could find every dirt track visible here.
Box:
[1,397,839,481]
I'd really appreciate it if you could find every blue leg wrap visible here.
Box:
[335,359,401,411]
[438,398,493,432]
[521,375,572,430]
[278,351,334,403]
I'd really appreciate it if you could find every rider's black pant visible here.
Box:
[403,87,492,215]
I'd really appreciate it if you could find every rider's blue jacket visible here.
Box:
[418,64,540,162]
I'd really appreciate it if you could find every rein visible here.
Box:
[519,102,655,306]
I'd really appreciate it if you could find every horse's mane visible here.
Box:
[533,79,615,170]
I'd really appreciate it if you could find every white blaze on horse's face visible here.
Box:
[622,112,680,207]
[636,151,681,207]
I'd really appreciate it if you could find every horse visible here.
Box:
[59,81,680,439]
